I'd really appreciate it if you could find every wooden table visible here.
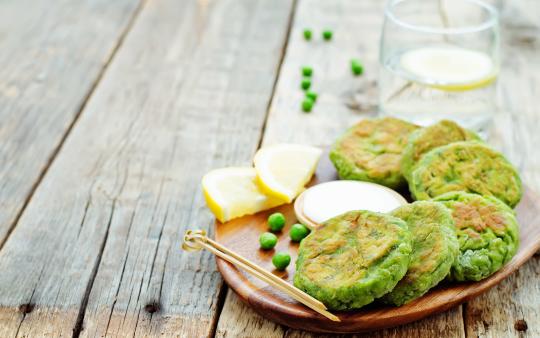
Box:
[0,0,538,337]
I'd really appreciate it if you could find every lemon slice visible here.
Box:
[254,144,323,203]
[400,46,497,91]
[202,167,284,223]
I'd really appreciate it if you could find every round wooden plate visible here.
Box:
[214,155,540,333]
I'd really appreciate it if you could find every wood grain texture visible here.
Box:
[216,0,540,336]
[463,1,540,337]
[0,0,142,246]
[0,0,294,337]
[214,157,540,333]
[216,292,464,338]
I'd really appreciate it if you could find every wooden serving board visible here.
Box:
[214,156,540,333]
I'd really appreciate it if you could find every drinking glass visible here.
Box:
[378,0,499,134]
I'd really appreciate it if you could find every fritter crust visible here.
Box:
[330,117,419,189]
[294,210,412,310]
[383,201,459,306]
[435,192,519,281]
[409,141,522,208]
[401,120,480,182]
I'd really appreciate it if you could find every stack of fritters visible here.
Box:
[297,118,522,310]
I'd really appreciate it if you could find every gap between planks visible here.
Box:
[69,1,149,336]
[462,303,469,338]
[255,0,299,150]
[211,0,300,334]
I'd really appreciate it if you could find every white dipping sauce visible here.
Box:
[302,180,408,224]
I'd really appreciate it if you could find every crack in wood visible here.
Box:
[104,247,130,336]
[131,308,142,338]
[209,282,229,338]
[77,197,93,240]
[255,0,299,151]
[146,202,169,290]
[72,200,117,338]
[13,259,47,338]
[462,303,469,338]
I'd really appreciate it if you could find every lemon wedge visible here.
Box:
[254,144,323,203]
[202,167,284,223]
[400,46,497,91]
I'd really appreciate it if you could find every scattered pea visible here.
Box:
[268,212,286,232]
[272,252,291,270]
[259,232,278,250]
[306,91,317,102]
[303,29,312,40]
[302,98,314,113]
[351,59,364,76]
[289,223,310,242]
[302,66,313,77]
[322,30,333,41]
[301,78,311,90]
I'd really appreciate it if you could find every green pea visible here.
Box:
[289,223,310,242]
[302,66,313,77]
[351,59,364,76]
[301,78,311,90]
[301,98,314,113]
[303,29,312,40]
[322,30,333,41]
[259,232,278,250]
[272,252,291,270]
[306,91,317,102]
[268,212,286,232]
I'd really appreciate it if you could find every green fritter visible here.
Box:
[434,192,519,281]
[409,141,522,208]
[330,117,419,189]
[401,120,481,182]
[293,210,412,311]
[382,201,459,306]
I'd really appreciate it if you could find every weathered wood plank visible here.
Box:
[463,1,540,337]
[0,0,294,337]
[216,291,464,338]
[284,307,464,338]
[0,0,142,247]
[215,292,285,338]
[216,0,464,336]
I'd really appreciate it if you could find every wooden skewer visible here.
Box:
[183,231,331,314]
[203,236,326,309]
[185,230,323,306]
[183,230,340,322]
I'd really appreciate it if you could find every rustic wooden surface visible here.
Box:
[0,0,538,337]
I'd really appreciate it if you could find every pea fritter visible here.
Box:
[330,117,419,189]
[435,192,519,281]
[294,210,412,311]
[401,120,481,182]
[383,201,459,306]
[409,141,522,208]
